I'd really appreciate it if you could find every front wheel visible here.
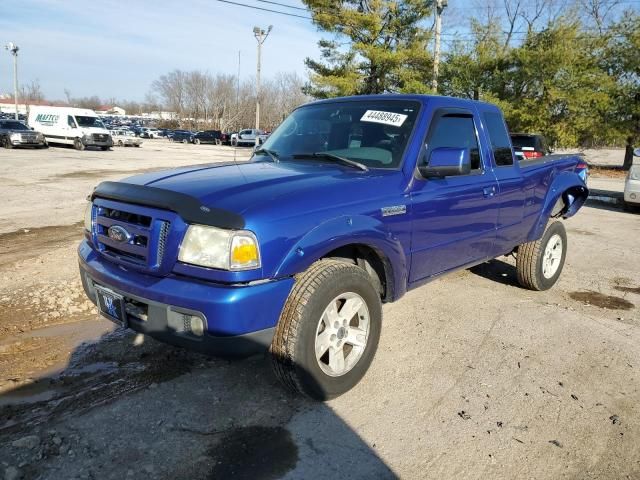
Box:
[73,138,85,151]
[194,138,200,145]
[3,137,13,149]
[516,221,567,291]
[270,259,382,400]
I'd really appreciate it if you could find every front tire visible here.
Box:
[4,137,13,149]
[516,221,567,291]
[74,138,85,151]
[270,259,382,400]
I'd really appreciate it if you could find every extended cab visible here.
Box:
[78,95,589,400]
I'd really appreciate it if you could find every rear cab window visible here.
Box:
[482,111,514,166]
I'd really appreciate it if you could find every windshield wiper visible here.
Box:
[253,148,279,163]
[292,152,369,172]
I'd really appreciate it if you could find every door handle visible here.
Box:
[483,186,496,197]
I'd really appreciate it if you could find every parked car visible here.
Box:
[192,130,222,145]
[111,130,143,147]
[79,94,588,400]
[28,106,112,151]
[220,132,235,145]
[231,128,264,146]
[139,128,162,139]
[623,148,640,212]
[169,130,194,143]
[510,133,552,160]
[0,119,47,149]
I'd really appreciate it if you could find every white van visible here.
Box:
[28,106,113,150]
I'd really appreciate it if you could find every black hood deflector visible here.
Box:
[91,181,245,229]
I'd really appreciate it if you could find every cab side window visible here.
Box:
[482,112,514,166]
[67,116,77,128]
[425,113,482,171]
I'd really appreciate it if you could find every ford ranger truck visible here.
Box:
[78,95,589,400]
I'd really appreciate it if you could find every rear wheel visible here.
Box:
[74,138,85,151]
[182,139,188,144]
[270,259,382,400]
[194,138,200,145]
[516,221,567,291]
[118,140,124,147]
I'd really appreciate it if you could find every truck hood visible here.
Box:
[123,160,398,220]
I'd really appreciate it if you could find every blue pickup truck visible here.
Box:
[79,94,589,400]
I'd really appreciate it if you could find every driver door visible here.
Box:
[409,106,499,283]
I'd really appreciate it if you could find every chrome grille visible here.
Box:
[157,221,170,265]
[92,200,175,274]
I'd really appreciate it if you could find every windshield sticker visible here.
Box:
[361,110,407,127]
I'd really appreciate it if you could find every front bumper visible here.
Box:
[10,137,46,147]
[83,136,113,147]
[78,240,294,356]
[624,179,640,205]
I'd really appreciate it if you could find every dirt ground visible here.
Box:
[0,142,638,480]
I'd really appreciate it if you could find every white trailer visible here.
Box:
[28,106,113,150]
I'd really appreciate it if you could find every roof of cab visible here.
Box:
[304,93,501,111]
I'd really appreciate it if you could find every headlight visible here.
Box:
[37,132,45,140]
[84,202,93,232]
[10,132,21,140]
[178,225,260,271]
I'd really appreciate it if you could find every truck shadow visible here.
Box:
[468,259,519,287]
[0,327,397,480]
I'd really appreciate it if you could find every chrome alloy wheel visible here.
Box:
[542,233,563,279]
[315,292,370,377]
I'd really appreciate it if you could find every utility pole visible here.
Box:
[5,42,19,120]
[431,0,447,93]
[237,50,241,108]
[253,25,272,145]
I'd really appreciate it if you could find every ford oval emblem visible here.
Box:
[107,225,131,243]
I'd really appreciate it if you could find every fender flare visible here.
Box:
[273,215,408,301]
[528,171,589,241]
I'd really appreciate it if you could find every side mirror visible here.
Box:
[633,147,640,157]
[419,147,471,178]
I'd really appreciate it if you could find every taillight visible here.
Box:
[523,151,543,158]
[575,160,589,182]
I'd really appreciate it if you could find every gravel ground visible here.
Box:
[0,144,638,479]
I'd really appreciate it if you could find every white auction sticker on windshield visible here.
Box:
[360,110,407,127]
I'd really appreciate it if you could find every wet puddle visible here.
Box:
[614,285,640,295]
[208,426,298,480]
[569,291,635,310]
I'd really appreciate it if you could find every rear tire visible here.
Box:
[516,221,567,291]
[194,139,200,145]
[182,139,188,144]
[270,259,382,401]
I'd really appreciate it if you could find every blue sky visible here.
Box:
[0,0,320,101]
[1,0,638,102]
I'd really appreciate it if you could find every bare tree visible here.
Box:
[579,0,621,33]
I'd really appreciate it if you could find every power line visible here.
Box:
[215,0,311,19]
[255,0,308,11]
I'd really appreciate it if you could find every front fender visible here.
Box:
[273,215,408,301]
[528,171,589,241]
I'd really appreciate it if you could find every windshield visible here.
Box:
[259,100,420,169]
[0,121,29,130]
[75,116,105,129]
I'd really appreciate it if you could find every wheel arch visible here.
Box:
[527,172,589,241]
[273,215,407,302]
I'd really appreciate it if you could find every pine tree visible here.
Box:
[302,0,434,98]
